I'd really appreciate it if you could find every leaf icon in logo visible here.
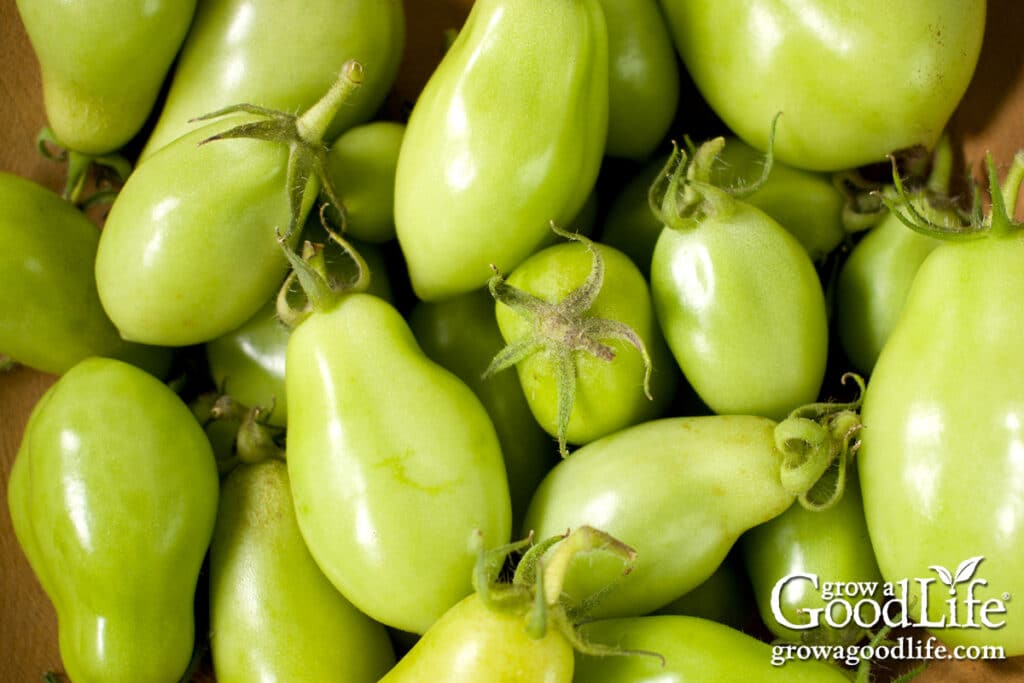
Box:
[929,556,985,595]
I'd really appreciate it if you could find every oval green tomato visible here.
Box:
[380,594,574,683]
[409,289,555,529]
[523,416,794,618]
[16,0,195,154]
[140,0,404,159]
[286,293,512,634]
[651,198,828,419]
[210,460,394,682]
[495,241,676,447]
[575,616,851,681]
[96,115,311,346]
[659,0,985,170]
[394,0,608,301]
[837,211,942,375]
[0,172,167,375]
[206,239,391,426]
[326,121,404,243]
[7,357,217,683]
[598,0,679,160]
[743,474,881,645]
[861,233,1024,655]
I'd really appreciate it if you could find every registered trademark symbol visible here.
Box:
[1003,592,1011,601]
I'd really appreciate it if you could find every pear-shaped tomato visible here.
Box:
[395,0,608,301]
[15,0,195,155]
[210,459,394,682]
[140,0,404,159]
[0,172,167,375]
[8,358,218,683]
[287,293,512,634]
[860,156,1024,655]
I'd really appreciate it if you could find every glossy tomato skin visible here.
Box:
[16,0,195,154]
[409,289,556,528]
[326,121,405,243]
[743,475,881,645]
[598,0,678,160]
[286,294,512,634]
[395,0,608,301]
[496,241,677,446]
[523,416,794,618]
[380,594,574,683]
[860,235,1024,654]
[657,555,753,629]
[206,239,391,427]
[140,0,404,159]
[659,0,985,171]
[96,115,313,346]
[575,616,851,681]
[650,200,828,420]
[837,211,942,374]
[7,358,218,683]
[210,460,394,682]
[0,173,168,375]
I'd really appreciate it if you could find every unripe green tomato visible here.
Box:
[286,293,512,634]
[210,460,395,682]
[395,0,609,301]
[0,172,168,376]
[16,0,195,154]
[496,241,676,447]
[8,358,218,683]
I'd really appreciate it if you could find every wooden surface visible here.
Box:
[1,0,1023,681]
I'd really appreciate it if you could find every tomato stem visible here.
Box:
[296,60,365,145]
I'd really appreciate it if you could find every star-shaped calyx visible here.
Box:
[484,223,652,457]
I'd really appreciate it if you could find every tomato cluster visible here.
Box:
[4,1,1021,682]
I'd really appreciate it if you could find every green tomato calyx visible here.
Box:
[485,223,653,458]
[275,210,371,327]
[881,145,1024,241]
[193,59,366,241]
[776,373,866,511]
[650,115,779,231]
[196,393,285,473]
[472,527,664,665]
[36,126,132,207]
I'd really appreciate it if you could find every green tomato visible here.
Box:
[206,239,391,427]
[860,166,1024,654]
[286,293,512,634]
[598,0,679,160]
[0,172,168,375]
[650,184,828,420]
[523,416,795,618]
[494,239,676,449]
[395,0,608,301]
[598,157,667,275]
[575,616,852,681]
[96,112,324,346]
[326,121,404,243]
[15,0,195,155]
[379,594,574,683]
[743,473,881,645]
[409,289,556,529]
[8,357,218,683]
[210,459,394,682]
[659,0,985,170]
[140,0,404,159]
[837,210,942,375]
